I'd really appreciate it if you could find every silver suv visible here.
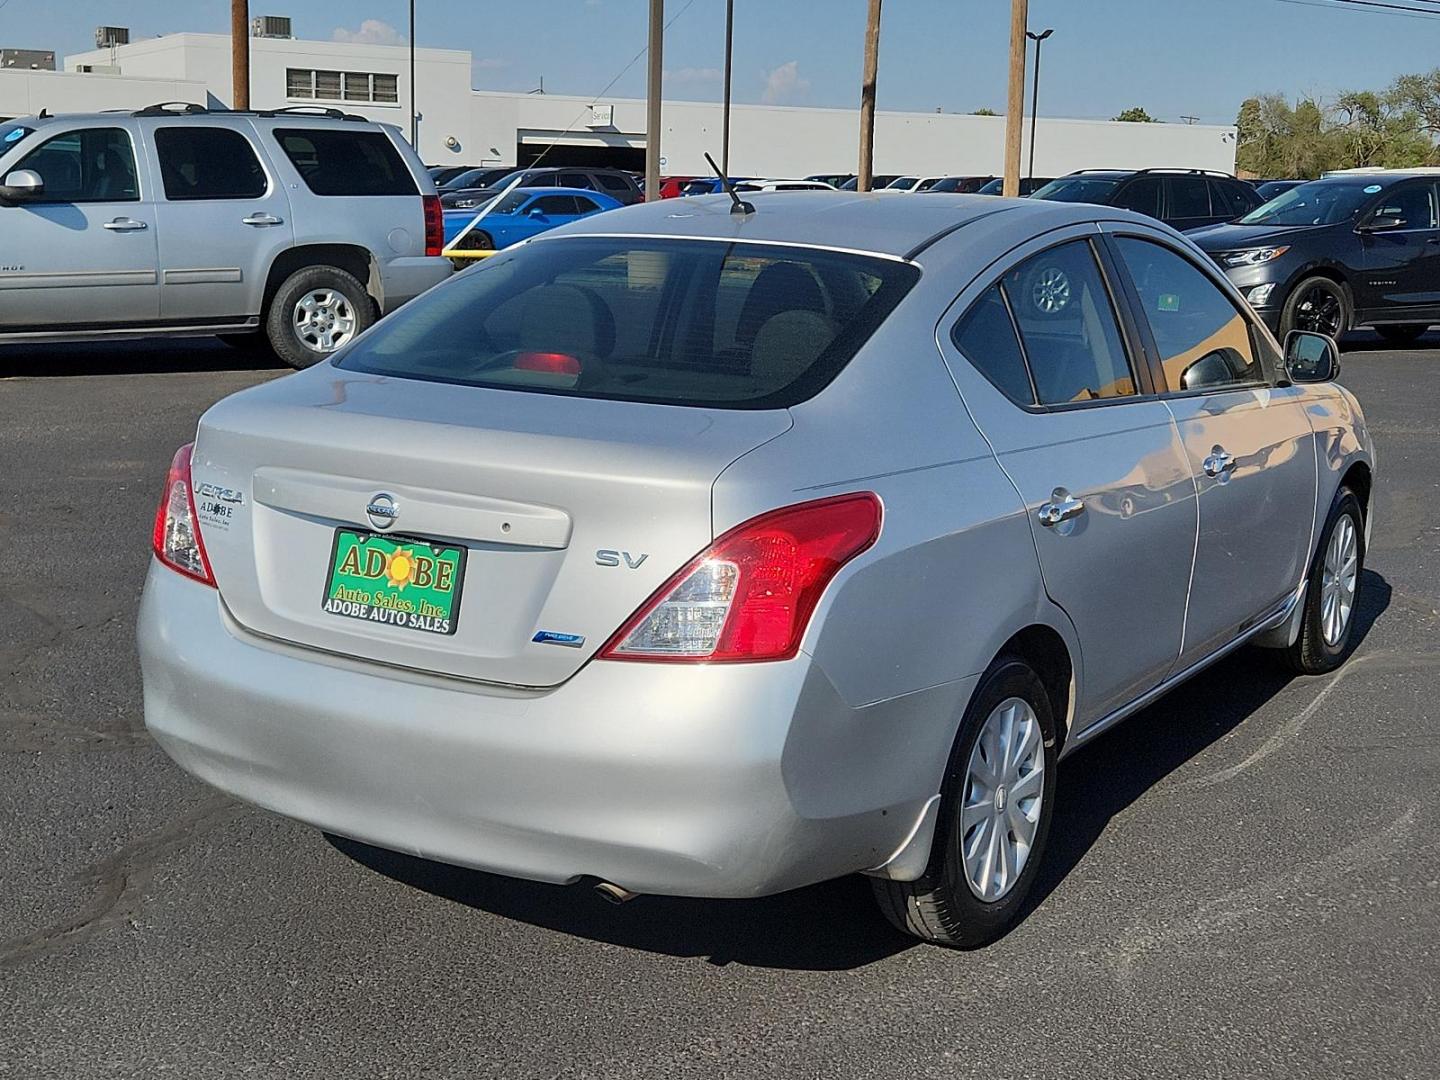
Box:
[0,104,450,367]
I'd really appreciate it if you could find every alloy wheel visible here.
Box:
[1295,284,1344,338]
[960,696,1046,901]
[1031,267,1071,314]
[1321,514,1359,646]
[292,289,358,353]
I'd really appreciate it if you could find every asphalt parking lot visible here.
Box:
[1,336,1437,1079]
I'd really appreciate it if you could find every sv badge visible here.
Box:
[595,549,648,569]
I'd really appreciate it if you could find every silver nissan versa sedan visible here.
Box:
[138,192,1374,946]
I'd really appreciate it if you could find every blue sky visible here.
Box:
[15,0,1440,124]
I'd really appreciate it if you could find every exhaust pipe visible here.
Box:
[593,881,639,904]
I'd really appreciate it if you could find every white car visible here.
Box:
[883,176,945,193]
[732,179,837,193]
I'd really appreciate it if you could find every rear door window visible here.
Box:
[559,172,593,189]
[1001,240,1136,404]
[596,173,633,194]
[155,127,266,200]
[336,237,919,408]
[273,128,417,196]
[1166,177,1211,220]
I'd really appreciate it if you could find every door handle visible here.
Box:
[1203,448,1238,478]
[242,213,284,226]
[102,217,148,231]
[1037,492,1085,528]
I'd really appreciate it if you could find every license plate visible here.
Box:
[321,529,466,636]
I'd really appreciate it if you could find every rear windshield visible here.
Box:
[273,128,416,196]
[336,236,919,409]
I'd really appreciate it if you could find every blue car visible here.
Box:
[443,187,622,252]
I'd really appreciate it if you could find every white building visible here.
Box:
[6,27,1237,177]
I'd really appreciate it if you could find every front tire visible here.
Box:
[1280,276,1350,340]
[872,656,1057,947]
[265,265,374,370]
[1283,489,1365,675]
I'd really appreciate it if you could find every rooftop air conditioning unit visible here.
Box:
[94,26,129,48]
[251,15,293,39]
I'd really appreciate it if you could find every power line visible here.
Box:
[527,0,698,170]
[1273,0,1440,18]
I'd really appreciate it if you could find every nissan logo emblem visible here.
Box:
[365,493,400,530]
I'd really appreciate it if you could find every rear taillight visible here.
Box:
[423,193,444,257]
[151,443,216,587]
[599,492,881,663]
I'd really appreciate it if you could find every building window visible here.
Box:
[286,68,400,105]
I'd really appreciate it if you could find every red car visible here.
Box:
[656,175,697,199]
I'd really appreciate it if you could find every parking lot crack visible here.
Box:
[0,796,242,970]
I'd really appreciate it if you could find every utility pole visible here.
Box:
[858,0,882,191]
[721,0,734,177]
[1002,0,1028,197]
[1025,28,1052,183]
[230,0,250,110]
[645,0,664,201]
[410,0,418,147]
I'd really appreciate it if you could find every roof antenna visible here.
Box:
[704,151,754,216]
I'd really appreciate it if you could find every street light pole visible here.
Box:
[1025,28,1052,183]
[721,0,734,178]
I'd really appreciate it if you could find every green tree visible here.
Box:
[1112,106,1158,123]
[971,107,998,116]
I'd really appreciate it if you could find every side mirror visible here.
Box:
[1363,214,1405,232]
[0,168,44,205]
[1284,329,1340,383]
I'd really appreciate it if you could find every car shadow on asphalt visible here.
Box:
[0,338,287,378]
[1017,567,1392,929]
[329,569,1392,970]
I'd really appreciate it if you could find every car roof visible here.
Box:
[445,186,614,203]
[547,190,1109,259]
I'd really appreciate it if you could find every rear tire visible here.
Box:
[871,656,1057,948]
[1282,489,1365,675]
[265,265,374,370]
[1375,323,1429,346]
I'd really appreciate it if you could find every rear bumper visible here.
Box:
[137,561,957,897]
[378,256,452,312]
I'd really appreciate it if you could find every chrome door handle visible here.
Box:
[1037,493,1085,528]
[102,217,148,231]
[1202,448,1237,478]
[242,213,284,226]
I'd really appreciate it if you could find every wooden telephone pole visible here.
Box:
[857,0,882,191]
[1002,0,1028,197]
[231,0,250,109]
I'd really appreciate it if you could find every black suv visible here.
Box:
[439,166,642,208]
[1030,169,1263,231]
[1189,170,1440,342]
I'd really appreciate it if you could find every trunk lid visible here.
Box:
[192,367,790,686]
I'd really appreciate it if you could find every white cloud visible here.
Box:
[332,19,405,46]
[760,60,809,105]
[664,66,722,85]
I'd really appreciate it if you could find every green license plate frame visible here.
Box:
[321,529,467,637]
